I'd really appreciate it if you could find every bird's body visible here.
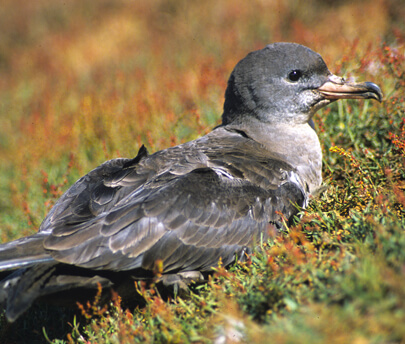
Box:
[0,43,382,321]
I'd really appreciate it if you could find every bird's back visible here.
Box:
[36,126,306,272]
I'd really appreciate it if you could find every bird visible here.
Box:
[0,42,382,322]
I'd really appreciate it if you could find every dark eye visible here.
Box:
[288,70,302,82]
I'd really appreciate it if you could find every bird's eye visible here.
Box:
[288,70,302,82]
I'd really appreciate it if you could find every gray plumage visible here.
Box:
[0,43,382,322]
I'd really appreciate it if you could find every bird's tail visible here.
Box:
[0,233,55,321]
[0,234,115,322]
[0,233,54,272]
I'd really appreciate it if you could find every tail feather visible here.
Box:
[2,262,114,322]
[0,233,54,272]
[0,233,117,322]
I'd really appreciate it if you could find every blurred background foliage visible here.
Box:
[0,0,404,343]
[0,0,403,239]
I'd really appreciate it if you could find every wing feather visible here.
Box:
[38,129,306,274]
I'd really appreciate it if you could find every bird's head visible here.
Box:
[222,42,383,126]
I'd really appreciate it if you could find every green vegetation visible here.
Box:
[0,0,404,343]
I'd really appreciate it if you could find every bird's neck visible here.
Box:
[226,119,323,195]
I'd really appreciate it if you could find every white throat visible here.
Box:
[230,119,323,195]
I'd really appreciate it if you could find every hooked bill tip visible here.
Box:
[363,82,383,102]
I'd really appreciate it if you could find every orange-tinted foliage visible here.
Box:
[1,3,405,343]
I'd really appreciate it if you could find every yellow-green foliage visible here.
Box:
[0,0,404,343]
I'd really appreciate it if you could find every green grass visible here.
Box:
[0,1,404,343]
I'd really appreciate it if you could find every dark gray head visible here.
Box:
[222,42,382,126]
